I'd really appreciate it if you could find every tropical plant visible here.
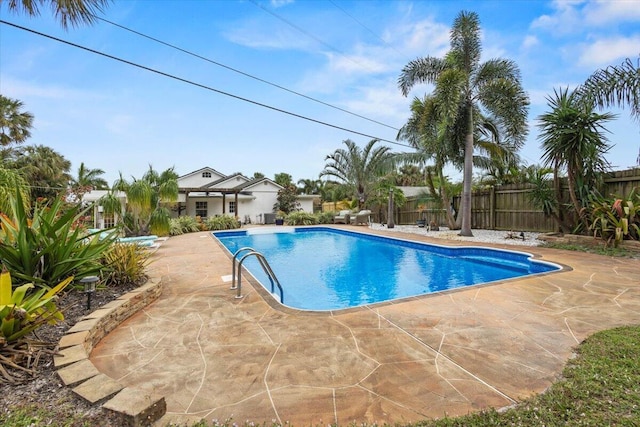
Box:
[321,139,394,210]
[0,94,33,151]
[274,172,293,187]
[0,191,115,287]
[11,144,72,203]
[169,216,201,236]
[538,87,616,231]
[3,0,110,28]
[398,10,529,236]
[285,211,318,226]
[68,162,108,204]
[0,268,73,345]
[102,166,179,236]
[204,215,240,231]
[100,243,150,286]
[589,189,639,247]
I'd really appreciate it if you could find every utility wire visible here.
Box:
[0,20,413,150]
[94,15,399,131]
[328,0,407,58]
[248,0,374,72]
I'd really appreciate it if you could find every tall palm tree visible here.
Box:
[538,87,616,230]
[398,10,529,236]
[321,139,394,209]
[4,0,110,29]
[0,95,34,154]
[69,162,108,203]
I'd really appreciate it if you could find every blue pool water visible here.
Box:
[213,227,560,311]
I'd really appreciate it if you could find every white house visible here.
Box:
[84,167,318,228]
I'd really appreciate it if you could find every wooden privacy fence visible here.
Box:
[395,168,640,232]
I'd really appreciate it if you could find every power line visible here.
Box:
[328,0,407,58]
[248,0,375,72]
[0,20,413,150]
[94,16,400,132]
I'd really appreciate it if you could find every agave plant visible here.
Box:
[0,190,116,287]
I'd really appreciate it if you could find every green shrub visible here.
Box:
[205,215,240,230]
[170,216,201,236]
[316,211,336,224]
[0,268,72,343]
[101,243,150,286]
[286,211,318,225]
[0,191,116,288]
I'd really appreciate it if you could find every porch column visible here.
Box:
[222,193,226,214]
[234,192,239,218]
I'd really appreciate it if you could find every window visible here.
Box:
[103,214,115,228]
[229,201,236,214]
[195,201,208,218]
[202,172,211,178]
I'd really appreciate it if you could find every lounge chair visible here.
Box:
[350,210,371,225]
[333,210,351,224]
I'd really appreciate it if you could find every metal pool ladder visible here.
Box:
[231,247,284,304]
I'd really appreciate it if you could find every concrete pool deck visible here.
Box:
[89,226,640,426]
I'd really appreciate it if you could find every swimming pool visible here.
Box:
[212,227,561,311]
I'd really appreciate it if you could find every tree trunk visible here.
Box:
[459,105,474,236]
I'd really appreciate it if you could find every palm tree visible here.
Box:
[0,166,29,214]
[578,56,639,122]
[0,95,34,160]
[4,0,110,28]
[396,95,461,228]
[395,164,424,186]
[538,87,616,230]
[102,166,179,236]
[321,139,394,209]
[69,162,108,203]
[12,144,72,203]
[398,10,529,236]
[297,178,321,195]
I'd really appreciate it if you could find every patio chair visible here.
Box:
[333,210,351,224]
[350,210,371,225]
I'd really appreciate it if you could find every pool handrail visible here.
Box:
[232,248,284,304]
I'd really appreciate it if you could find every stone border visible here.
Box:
[54,277,166,427]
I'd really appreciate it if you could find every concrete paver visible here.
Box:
[90,227,640,426]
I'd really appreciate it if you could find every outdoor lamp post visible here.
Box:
[387,188,395,229]
[80,276,99,311]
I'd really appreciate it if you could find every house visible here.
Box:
[84,167,318,228]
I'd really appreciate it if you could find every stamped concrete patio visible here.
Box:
[90,227,640,426]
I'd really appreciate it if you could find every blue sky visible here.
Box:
[1,0,639,186]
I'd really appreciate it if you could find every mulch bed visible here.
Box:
[0,281,143,426]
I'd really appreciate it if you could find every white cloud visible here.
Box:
[270,0,294,8]
[578,36,640,67]
[531,0,640,32]
[583,0,640,25]
[521,35,539,50]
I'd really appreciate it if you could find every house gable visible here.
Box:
[205,173,250,190]
[240,178,283,193]
[178,167,225,189]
